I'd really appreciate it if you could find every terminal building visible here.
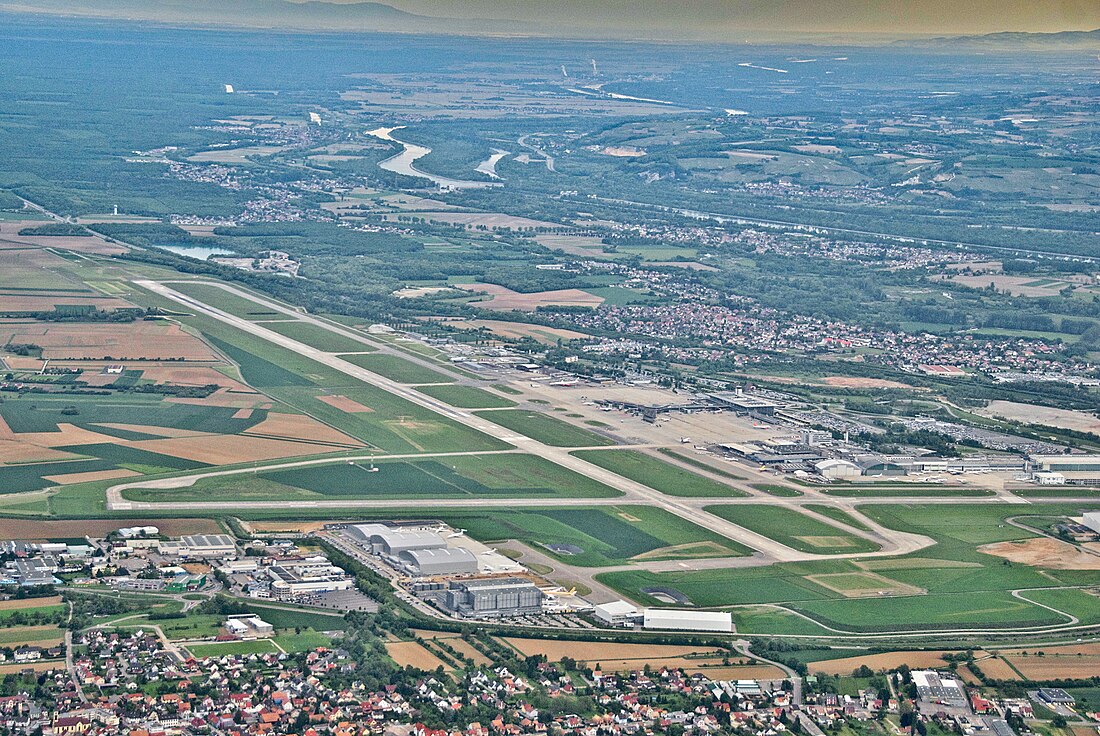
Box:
[442,577,543,618]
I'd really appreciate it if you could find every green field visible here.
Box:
[598,504,1100,634]
[823,485,994,497]
[274,629,332,653]
[416,384,516,409]
[751,483,804,497]
[339,353,454,384]
[431,504,751,567]
[704,504,879,554]
[168,281,286,320]
[803,505,872,531]
[187,639,281,657]
[264,320,376,353]
[242,604,348,631]
[477,409,615,448]
[573,449,748,497]
[124,452,621,503]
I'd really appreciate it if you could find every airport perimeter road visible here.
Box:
[128,279,936,563]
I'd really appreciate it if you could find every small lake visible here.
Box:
[154,244,235,260]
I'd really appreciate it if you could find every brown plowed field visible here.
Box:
[4,322,217,361]
[41,468,141,485]
[979,537,1100,570]
[386,641,451,671]
[456,283,604,311]
[317,394,375,413]
[0,518,220,539]
[810,651,953,675]
[242,412,362,447]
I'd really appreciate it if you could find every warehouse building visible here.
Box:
[643,608,733,633]
[346,523,445,556]
[912,670,966,708]
[176,534,237,559]
[1082,511,1100,535]
[268,557,354,597]
[1030,454,1100,486]
[814,459,863,480]
[593,600,641,627]
[443,577,543,618]
[398,547,478,577]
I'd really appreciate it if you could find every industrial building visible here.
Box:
[267,556,354,597]
[398,547,478,577]
[1030,454,1100,485]
[912,670,966,708]
[442,577,543,618]
[173,534,237,559]
[1032,454,1100,473]
[225,615,274,638]
[1082,511,1100,535]
[814,459,862,480]
[593,600,641,627]
[642,608,733,633]
[346,523,446,556]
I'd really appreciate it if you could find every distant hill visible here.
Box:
[0,0,516,35]
[907,28,1100,49]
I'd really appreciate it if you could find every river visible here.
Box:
[365,126,500,190]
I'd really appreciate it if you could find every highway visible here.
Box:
[123,279,938,564]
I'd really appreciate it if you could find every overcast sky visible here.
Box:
[331,0,1100,36]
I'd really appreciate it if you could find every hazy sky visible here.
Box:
[6,0,1100,39]
[342,0,1100,36]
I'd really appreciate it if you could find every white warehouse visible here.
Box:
[1083,511,1100,535]
[643,608,733,633]
[593,600,641,627]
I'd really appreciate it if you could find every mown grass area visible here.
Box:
[573,449,748,497]
[416,384,516,409]
[339,353,454,384]
[431,504,751,567]
[274,629,332,653]
[263,320,376,353]
[187,639,281,657]
[124,452,621,503]
[242,604,348,631]
[705,504,879,555]
[477,409,615,448]
[751,483,804,497]
[168,281,286,320]
[822,485,993,497]
[0,626,63,645]
[803,505,872,531]
[598,503,1100,635]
